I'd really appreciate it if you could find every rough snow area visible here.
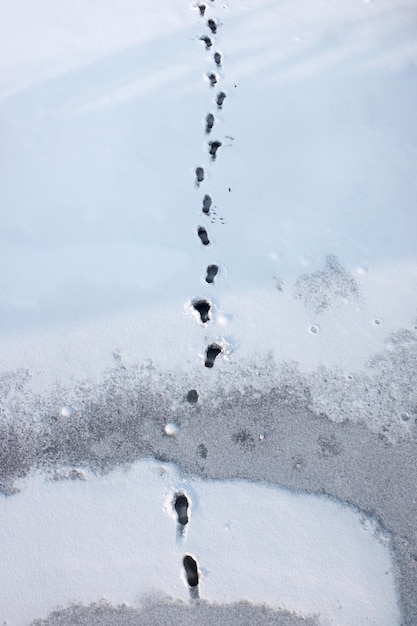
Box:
[0,0,416,624]
[0,459,398,626]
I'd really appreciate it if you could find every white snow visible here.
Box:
[0,1,414,624]
[0,459,399,626]
[0,0,416,393]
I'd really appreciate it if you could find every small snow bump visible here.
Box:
[356,266,368,275]
[61,405,75,418]
[309,324,320,334]
[164,422,179,436]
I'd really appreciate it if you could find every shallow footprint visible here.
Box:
[195,167,205,185]
[207,72,218,87]
[200,35,212,49]
[205,113,215,134]
[216,91,226,108]
[207,18,217,34]
[198,227,210,245]
[209,140,222,160]
[202,194,212,214]
[205,264,219,283]
[187,389,199,404]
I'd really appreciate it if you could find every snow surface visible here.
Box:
[0,0,416,396]
[0,459,399,626]
[0,0,415,624]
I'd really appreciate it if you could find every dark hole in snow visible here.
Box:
[209,140,222,159]
[207,72,218,87]
[207,18,217,34]
[214,51,222,66]
[205,264,218,283]
[202,194,212,214]
[205,343,222,368]
[200,35,212,50]
[205,113,215,134]
[187,389,199,404]
[183,555,199,587]
[195,167,205,184]
[174,493,189,526]
[193,299,211,323]
[197,443,208,459]
[198,227,210,246]
[197,2,206,16]
[216,91,226,108]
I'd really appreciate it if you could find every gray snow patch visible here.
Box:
[294,255,359,313]
[31,597,319,626]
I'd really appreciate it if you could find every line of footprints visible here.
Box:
[174,492,199,598]
[193,1,227,371]
[173,1,229,598]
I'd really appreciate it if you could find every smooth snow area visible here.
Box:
[0,459,398,626]
[0,0,416,394]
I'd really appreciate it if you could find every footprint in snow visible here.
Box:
[183,555,200,598]
[195,167,205,185]
[202,194,212,214]
[209,140,221,160]
[207,18,217,34]
[197,2,207,16]
[207,72,218,87]
[193,299,211,323]
[198,227,210,245]
[187,389,199,404]
[216,91,226,108]
[205,343,222,368]
[214,51,222,66]
[205,113,215,134]
[205,264,219,284]
[200,35,212,50]
[174,493,190,540]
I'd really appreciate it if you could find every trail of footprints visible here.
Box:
[173,491,200,598]
[169,2,231,598]
[193,0,229,372]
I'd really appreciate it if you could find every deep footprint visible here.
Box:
[202,194,212,214]
[195,167,205,185]
[200,35,212,50]
[205,264,218,283]
[187,389,199,404]
[216,91,226,108]
[193,299,211,323]
[174,493,189,526]
[183,555,199,587]
[205,343,222,368]
[209,140,222,159]
[198,227,210,245]
[197,2,206,16]
[214,51,222,66]
[207,72,218,87]
[207,18,217,34]
[205,113,215,134]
